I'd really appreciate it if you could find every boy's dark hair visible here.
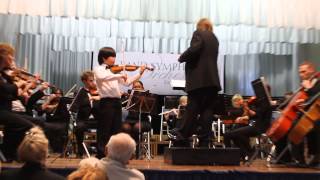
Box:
[98,47,116,65]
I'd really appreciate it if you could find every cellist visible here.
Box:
[274,61,320,167]
[293,61,320,168]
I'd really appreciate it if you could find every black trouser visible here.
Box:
[121,120,151,143]
[179,87,218,140]
[74,120,97,155]
[0,110,34,160]
[224,107,272,158]
[224,125,259,158]
[97,98,122,158]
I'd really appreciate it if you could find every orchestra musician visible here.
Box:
[39,87,69,153]
[93,47,146,158]
[223,85,275,161]
[164,95,188,130]
[121,80,152,158]
[70,71,101,157]
[0,43,34,161]
[225,94,256,130]
[287,61,320,167]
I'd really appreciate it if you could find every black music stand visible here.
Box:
[251,77,272,110]
[125,90,156,159]
[61,89,82,158]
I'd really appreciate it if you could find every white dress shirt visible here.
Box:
[93,64,141,98]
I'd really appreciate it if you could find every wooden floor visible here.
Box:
[2,155,320,174]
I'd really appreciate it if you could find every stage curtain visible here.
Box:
[1,0,320,29]
[1,14,319,54]
[15,33,92,92]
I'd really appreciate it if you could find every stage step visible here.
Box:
[164,147,241,165]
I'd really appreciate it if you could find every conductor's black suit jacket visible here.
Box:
[178,30,221,93]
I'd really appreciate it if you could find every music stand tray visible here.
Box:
[125,90,156,114]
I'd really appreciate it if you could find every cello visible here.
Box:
[266,72,319,142]
[288,97,320,145]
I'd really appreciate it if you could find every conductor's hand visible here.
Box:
[139,65,146,75]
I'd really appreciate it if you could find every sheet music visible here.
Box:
[170,80,185,90]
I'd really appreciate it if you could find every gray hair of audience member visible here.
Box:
[18,126,49,164]
[105,133,136,164]
[79,157,104,170]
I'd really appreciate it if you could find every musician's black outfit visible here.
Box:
[70,87,100,156]
[223,104,272,160]
[122,111,151,142]
[290,78,320,167]
[0,72,34,161]
[173,29,221,146]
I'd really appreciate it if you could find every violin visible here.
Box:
[246,96,257,105]
[109,65,154,74]
[4,68,55,88]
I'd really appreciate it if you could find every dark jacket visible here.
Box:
[0,162,65,180]
[178,30,221,93]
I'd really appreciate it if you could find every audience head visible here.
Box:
[105,133,136,164]
[231,94,244,108]
[79,157,104,170]
[299,61,317,80]
[18,126,48,164]
[196,18,213,32]
[0,43,15,70]
[67,166,106,180]
[68,157,106,180]
[98,47,116,65]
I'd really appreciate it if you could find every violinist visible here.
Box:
[93,47,146,158]
[70,71,101,157]
[223,86,274,161]
[227,94,256,129]
[39,87,69,153]
[0,43,34,161]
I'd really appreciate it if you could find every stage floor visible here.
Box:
[2,155,320,174]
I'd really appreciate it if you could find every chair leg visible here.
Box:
[0,149,7,162]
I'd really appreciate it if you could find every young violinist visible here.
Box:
[93,47,146,158]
